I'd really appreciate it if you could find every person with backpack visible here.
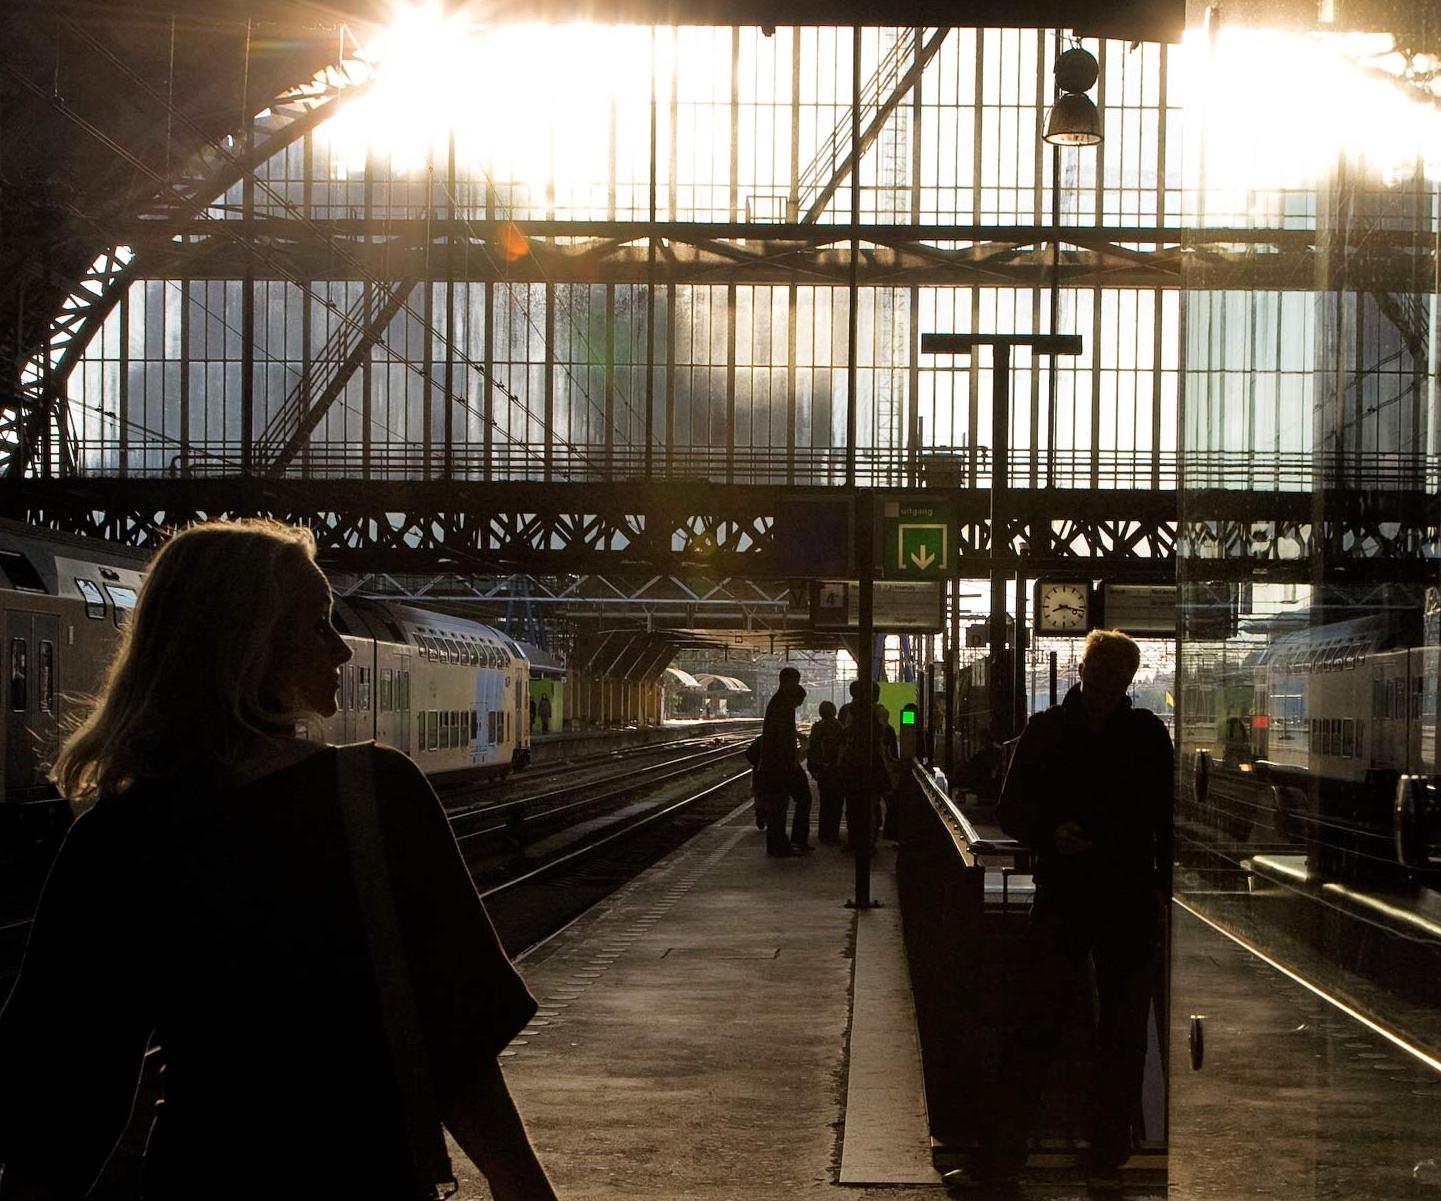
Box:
[806,701,844,844]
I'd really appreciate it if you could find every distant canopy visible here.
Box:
[663,665,702,689]
[693,673,751,694]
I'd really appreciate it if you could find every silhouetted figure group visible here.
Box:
[753,673,909,856]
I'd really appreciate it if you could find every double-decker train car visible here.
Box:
[1187,610,1441,882]
[0,522,533,807]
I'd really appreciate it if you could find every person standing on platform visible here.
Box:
[538,691,552,734]
[0,521,559,1201]
[952,629,1172,1195]
[807,701,845,844]
[838,682,895,853]
[530,695,537,733]
[755,667,807,857]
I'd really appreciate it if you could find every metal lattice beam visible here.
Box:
[4,477,1437,583]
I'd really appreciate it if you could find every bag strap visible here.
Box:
[336,743,457,1201]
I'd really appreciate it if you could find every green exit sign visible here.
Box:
[882,497,954,579]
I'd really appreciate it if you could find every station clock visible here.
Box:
[1035,580,1092,635]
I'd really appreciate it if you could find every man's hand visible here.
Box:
[1053,820,1093,855]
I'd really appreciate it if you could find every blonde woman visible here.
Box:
[0,520,558,1201]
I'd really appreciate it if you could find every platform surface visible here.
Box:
[449,799,945,1201]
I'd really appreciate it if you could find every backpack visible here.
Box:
[807,720,842,775]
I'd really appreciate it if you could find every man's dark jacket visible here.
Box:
[755,690,800,791]
[996,685,1172,897]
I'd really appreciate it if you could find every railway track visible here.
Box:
[448,736,753,854]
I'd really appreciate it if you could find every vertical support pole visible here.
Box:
[944,578,957,778]
[726,282,737,482]
[482,277,493,481]
[989,342,1010,740]
[118,288,130,478]
[789,27,802,223]
[845,24,861,487]
[665,282,676,471]
[786,283,798,484]
[605,285,616,476]
[907,285,920,485]
[729,26,740,223]
[851,488,877,909]
[445,132,457,479]
[1014,558,1028,735]
[645,28,658,479]
[361,155,374,480]
[544,283,555,481]
[302,131,314,479]
[1049,648,1058,708]
[179,277,190,476]
[240,21,254,477]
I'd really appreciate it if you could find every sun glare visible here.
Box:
[318,3,649,192]
[1179,26,1441,201]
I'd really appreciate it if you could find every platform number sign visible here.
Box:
[882,497,954,579]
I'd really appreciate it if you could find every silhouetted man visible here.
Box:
[807,701,844,843]
[755,667,808,857]
[953,629,1172,1194]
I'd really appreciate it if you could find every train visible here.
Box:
[1183,605,1441,883]
[0,520,534,807]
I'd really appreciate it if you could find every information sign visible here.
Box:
[881,497,954,579]
[811,580,944,632]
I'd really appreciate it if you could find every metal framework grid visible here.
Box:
[4,23,1436,585]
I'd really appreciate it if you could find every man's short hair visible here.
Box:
[819,700,836,718]
[1081,629,1141,679]
[849,680,864,699]
[779,667,801,684]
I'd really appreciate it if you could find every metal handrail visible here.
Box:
[912,761,1029,870]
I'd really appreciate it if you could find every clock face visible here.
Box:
[1037,582,1089,633]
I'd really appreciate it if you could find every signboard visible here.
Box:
[1099,584,1179,636]
[881,496,954,579]
[811,580,944,632]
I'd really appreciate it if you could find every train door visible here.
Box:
[396,650,412,756]
[514,668,529,755]
[4,609,59,798]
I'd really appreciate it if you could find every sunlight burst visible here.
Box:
[319,3,650,190]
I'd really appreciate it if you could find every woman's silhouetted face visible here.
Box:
[272,561,352,718]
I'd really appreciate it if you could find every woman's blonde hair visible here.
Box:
[52,519,322,800]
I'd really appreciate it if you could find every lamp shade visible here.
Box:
[1043,93,1102,146]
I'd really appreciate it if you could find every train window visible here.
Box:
[0,551,46,593]
[357,667,370,711]
[74,578,107,620]
[38,641,53,713]
[1341,718,1354,757]
[344,666,356,711]
[379,668,392,712]
[104,585,137,628]
[426,710,438,751]
[400,670,410,711]
[9,638,26,711]
[470,710,478,740]
[439,711,449,750]
[445,636,464,664]
[1356,719,1364,758]
[417,714,425,750]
